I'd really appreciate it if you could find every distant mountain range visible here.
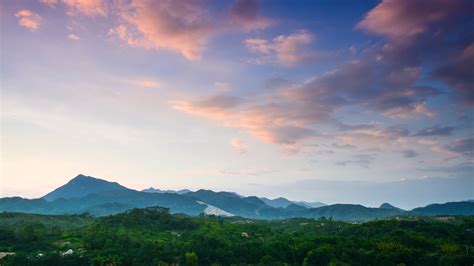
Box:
[1,174,473,221]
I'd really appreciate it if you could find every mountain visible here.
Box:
[2,174,474,221]
[379,202,403,210]
[260,197,325,209]
[260,197,294,208]
[42,174,128,201]
[142,187,191,194]
[285,203,308,212]
[183,190,278,218]
[2,190,206,216]
[410,201,474,216]
[293,201,326,208]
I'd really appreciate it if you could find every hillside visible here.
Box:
[410,201,474,216]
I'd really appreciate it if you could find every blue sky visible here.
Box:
[1,0,473,208]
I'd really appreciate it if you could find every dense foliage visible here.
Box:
[0,207,473,265]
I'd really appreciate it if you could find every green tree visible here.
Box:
[185,252,198,266]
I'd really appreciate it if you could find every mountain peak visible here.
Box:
[42,174,128,201]
[379,203,399,209]
[72,174,96,181]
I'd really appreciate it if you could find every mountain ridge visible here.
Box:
[2,174,473,221]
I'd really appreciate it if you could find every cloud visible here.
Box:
[432,43,474,106]
[357,0,473,107]
[335,154,375,168]
[437,137,474,158]
[15,10,42,31]
[245,30,315,65]
[412,126,454,137]
[172,0,468,153]
[131,79,160,89]
[63,0,108,17]
[230,138,247,154]
[113,0,215,60]
[171,95,318,152]
[283,56,438,119]
[39,0,58,8]
[214,82,232,92]
[67,33,80,40]
[173,45,439,152]
[357,0,471,39]
[228,0,273,31]
[335,126,411,150]
[401,149,418,158]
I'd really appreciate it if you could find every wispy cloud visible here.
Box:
[230,138,248,154]
[130,79,160,89]
[412,126,454,137]
[245,30,315,65]
[67,33,80,41]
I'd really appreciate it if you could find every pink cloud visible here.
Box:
[114,0,215,60]
[63,0,108,17]
[67,33,80,40]
[15,10,42,31]
[245,30,315,65]
[171,96,317,152]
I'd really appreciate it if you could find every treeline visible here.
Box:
[0,207,473,265]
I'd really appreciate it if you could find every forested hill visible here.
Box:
[0,207,473,265]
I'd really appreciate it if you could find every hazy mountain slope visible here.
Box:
[42,174,128,201]
[184,190,287,218]
[260,197,325,208]
[260,197,294,208]
[410,201,474,216]
[294,201,326,208]
[0,197,50,213]
[379,203,403,211]
[142,188,191,194]
[2,190,206,216]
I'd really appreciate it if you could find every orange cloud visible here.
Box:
[15,10,42,31]
[171,95,316,152]
[131,79,160,89]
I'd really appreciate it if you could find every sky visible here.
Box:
[0,0,473,209]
